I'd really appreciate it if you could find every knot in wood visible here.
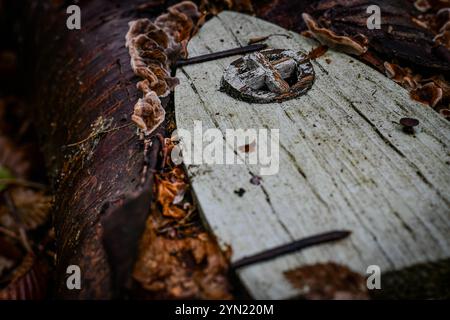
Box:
[221,49,315,103]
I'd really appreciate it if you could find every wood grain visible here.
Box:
[175,11,450,299]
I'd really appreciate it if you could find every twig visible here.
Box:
[231,230,351,269]
[174,44,268,68]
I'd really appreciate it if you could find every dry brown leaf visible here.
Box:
[439,108,450,119]
[133,216,231,299]
[302,13,368,56]
[157,167,188,219]
[414,0,432,13]
[427,75,450,101]
[434,30,450,48]
[8,188,52,231]
[0,235,21,281]
[411,82,443,107]
[0,253,49,300]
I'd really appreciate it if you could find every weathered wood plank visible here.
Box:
[175,11,450,299]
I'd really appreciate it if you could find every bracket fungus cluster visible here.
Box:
[384,62,421,91]
[126,1,203,136]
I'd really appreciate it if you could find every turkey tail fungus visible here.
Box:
[20,0,228,299]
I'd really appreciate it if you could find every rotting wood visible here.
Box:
[25,0,171,299]
[221,48,315,103]
[175,11,450,299]
[252,0,450,71]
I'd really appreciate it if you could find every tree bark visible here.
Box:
[23,0,172,299]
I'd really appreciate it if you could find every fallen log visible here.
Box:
[23,0,174,299]
[253,0,450,71]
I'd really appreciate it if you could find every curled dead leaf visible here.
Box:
[414,0,432,13]
[133,216,231,299]
[434,30,450,49]
[0,253,48,300]
[411,16,429,30]
[156,167,188,219]
[0,235,23,280]
[411,82,443,107]
[437,8,450,28]
[427,75,450,101]
[6,188,52,231]
[439,108,450,119]
[302,13,368,56]
[434,8,450,53]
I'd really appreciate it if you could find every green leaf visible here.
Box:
[0,165,14,192]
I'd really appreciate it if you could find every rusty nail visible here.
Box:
[174,44,268,68]
[399,117,419,133]
[231,230,351,270]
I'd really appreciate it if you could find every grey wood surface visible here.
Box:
[174,11,450,299]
